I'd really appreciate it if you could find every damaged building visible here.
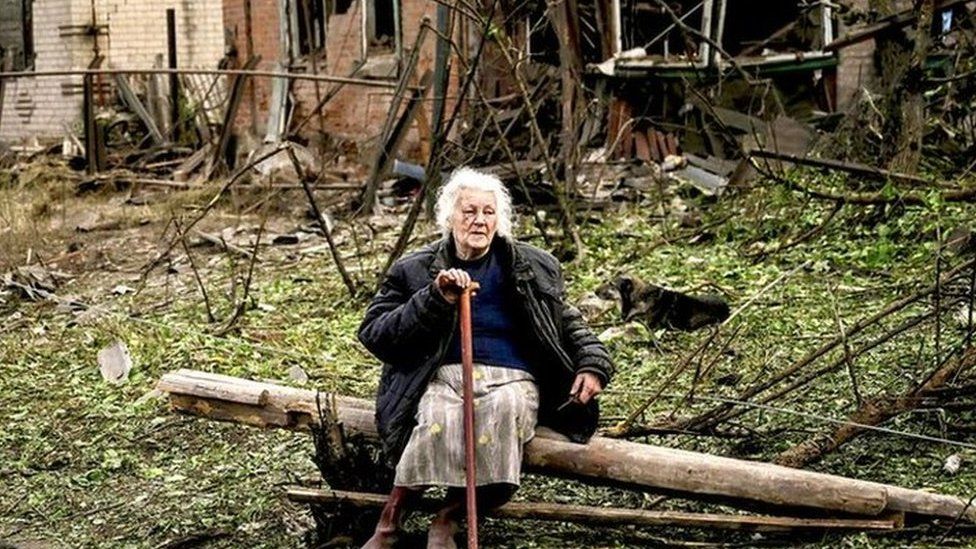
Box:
[0,0,969,173]
[0,0,225,143]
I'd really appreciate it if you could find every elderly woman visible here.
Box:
[358,167,613,548]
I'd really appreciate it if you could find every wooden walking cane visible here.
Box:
[459,282,480,549]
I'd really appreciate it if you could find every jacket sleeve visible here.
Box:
[550,262,613,387]
[562,302,614,387]
[358,262,456,366]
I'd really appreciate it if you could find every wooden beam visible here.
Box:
[287,487,902,532]
[360,22,432,211]
[114,74,165,145]
[156,370,976,521]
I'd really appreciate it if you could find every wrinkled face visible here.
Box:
[452,189,498,260]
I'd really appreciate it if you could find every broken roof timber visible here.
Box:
[603,51,837,79]
[825,0,975,52]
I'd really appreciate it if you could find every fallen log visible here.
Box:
[156,369,976,521]
[286,487,902,532]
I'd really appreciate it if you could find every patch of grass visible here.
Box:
[1,164,976,547]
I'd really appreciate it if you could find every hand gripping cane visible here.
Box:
[459,283,480,549]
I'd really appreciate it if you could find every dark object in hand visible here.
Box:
[615,274,730,331]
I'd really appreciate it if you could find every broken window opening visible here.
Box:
[294,0,327,57]
[365,0,397,56]
[525,10,561,65]
[621,0,706,61]
[718,0,832,58]
[0,0,34,71]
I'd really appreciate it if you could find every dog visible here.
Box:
[611,274,730,331]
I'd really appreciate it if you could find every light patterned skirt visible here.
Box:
[394,363,539,488]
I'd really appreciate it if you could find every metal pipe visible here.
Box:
[0,67,410,89]
[459,283,480,549]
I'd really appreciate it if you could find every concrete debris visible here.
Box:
[98,340,133,385]
[944,453,963,475]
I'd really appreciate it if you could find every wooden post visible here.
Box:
[167,9,180,138]
[82,72,98,174]
[460,284,480,549]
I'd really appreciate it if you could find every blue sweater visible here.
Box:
[442,245,532,373]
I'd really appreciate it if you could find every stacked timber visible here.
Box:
[157,369,976,524]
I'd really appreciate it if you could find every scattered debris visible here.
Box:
[98,340,133,385]
[3,265,64,301]
[288,364,309,384]
[944,453,963,475]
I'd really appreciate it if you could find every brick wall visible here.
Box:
[97,0,226,69]
[0,0,89,141]
[223,0,462,162]
[1,0,225,142]
[222,0,281,135]
[291,0,446,148]
[835,0,874,110]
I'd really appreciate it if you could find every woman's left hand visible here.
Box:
[570,372,603,404]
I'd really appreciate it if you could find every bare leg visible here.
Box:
[362,486,420,549]
[427,484,517,549]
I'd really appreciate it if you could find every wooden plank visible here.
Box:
[114,74,165,145]
[156,370,976,521]
[652,129,669,161]
[287,487,901,532]
[172,144,213,182]
[207,56,261,178]
[825,0,972,52]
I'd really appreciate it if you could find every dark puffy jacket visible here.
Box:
[358,236,614,465]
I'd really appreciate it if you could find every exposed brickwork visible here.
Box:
[1,0,224,142]
[97,0,225,69]
[835,0,875,110]
[834,0,916,110]
[222,0,463,161]
[1,0,87,141]
[222,0,280,135]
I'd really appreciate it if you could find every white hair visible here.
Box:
[435,167,514,238]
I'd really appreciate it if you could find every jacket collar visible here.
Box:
[427,235,535,282]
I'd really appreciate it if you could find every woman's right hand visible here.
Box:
[433,269,472,304]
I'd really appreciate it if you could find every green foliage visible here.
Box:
[1,167,975,547]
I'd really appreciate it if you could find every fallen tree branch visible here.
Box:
[287,487,902,532]
[192,229,255,260]
[775,346,976,468]
[671,259,976,432]
[288,146,358,298]
[756,158,976,205]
